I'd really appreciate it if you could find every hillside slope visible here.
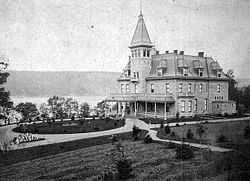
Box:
[5,71,120,97]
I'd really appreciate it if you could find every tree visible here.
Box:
[15,102,39,120]
[196,124,205,139]
[80,102,90,117]
[0,55,12,108]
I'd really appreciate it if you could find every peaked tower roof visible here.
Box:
[130,13,153,48]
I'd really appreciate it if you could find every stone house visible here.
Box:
[106,12,236,119]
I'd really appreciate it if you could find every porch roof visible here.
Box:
[105,93,175,103]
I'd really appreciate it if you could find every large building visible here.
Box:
[106,12,236,119]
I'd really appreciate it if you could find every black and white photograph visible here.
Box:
[0,0,250,180]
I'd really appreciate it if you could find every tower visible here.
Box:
[129,12,154,94]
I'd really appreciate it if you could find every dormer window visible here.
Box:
[217,71,221,78]
[198,69,203,77]
[183,68,188,76]
[151,84,155,93]
[157,69,162,76]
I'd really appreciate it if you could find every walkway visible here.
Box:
[1,116,250,151]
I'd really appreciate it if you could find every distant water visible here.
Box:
[10,95,106,108]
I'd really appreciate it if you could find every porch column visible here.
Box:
[164,102,167,120]
[154,102,157,118]
[134,101,137,116]
[117,102,121,114]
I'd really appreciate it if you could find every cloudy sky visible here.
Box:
[0,0,250,78]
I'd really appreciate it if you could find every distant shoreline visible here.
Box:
[10,95,106,107]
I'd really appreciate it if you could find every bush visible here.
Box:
[175,144,194,160]
[116,158,133,180]
[160,121,164,128]
[186,129,194,139]
[164,125,171,134]
[244,125,250,139]
[132,126,141,141]
[170,131,176,137]
[144,134,153,144]
[217,134,227,143]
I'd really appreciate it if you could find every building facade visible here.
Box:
[106,12,236,119]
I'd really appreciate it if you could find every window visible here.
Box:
[217,71,221,78]
[134,84,137,93]
[137,72,139,79]
[217,84,221,93]
[147,50,150,57]
[181,100,185,112]
[143,49,146,57]
[179,83,183,93]
[194,99,198,111]
[151,84,155,93]
[157,69,162,76]
[121,84,124,93]
[135,50,137,57]
[188,100,192,112]
[133,72,136,78]
[205,99,208,111]
[138,49,141,57]
[199,83,203,93]
[131,50,134,58]
[126,84,129,93]
[198,69,203,77]
[183,68,188,76]
[166,83,170,94]
[188,83,192,93]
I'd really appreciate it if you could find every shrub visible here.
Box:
[176,123,180,127]
[244,125,250,139]
[170,131,176,137]
[175,144,194,160]
[116,158,133,180]
[164,125,171,134]
[132,126,141,141]
[0,141,10,156]
[196,124,205,139]
[102,167,116,181]
[160,121,164,128]
[186,129,194,139]
[217,134,227,143]
[144,134,153,144]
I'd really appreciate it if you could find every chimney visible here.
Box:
[165,50,169,54]
[174,50,178,54]
[179,51,184,55]
[198,52,204,57]
[156,51,159,55]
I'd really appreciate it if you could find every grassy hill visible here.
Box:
[5,71,120,97]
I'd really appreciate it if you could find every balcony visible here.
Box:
[118,76,130,81]
[130,77,139,82]
[106,93,175,103]
[177,92,195,98]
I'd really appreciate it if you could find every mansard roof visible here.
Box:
[130,13,153,48]
[148,52,228,80]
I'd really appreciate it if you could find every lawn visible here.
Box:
[12,117,125,134]
[157,120,250,146]
[0,140,228,181]
[140,114,247,124]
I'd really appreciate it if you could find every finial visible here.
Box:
[140,0,142,15]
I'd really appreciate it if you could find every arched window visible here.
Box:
[143,49,146,57]
[147,50,150,57]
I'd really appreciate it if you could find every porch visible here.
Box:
[105,93,176,120]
